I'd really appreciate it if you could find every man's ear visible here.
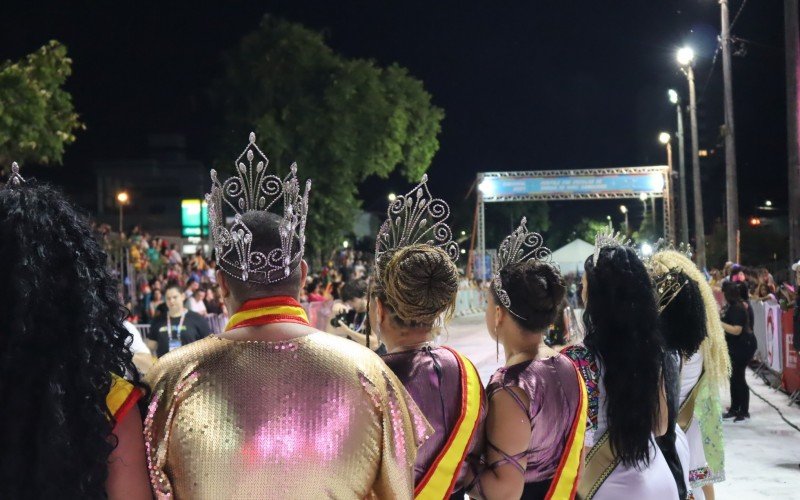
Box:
[300,259,309,285]
[217,270,230,299]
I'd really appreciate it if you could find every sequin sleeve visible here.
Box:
[144,352,202,498]
[361,361,433,499]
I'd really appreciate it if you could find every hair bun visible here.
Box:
[382,245,459,325]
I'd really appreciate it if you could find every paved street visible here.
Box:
[441,314,800,500]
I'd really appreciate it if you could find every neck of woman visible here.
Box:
[382,327,435,353]
[502,330,551,366]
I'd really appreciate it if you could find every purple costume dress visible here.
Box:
[381,346,486,496]
[485,353,583,499]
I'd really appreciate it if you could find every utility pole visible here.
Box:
[678,47,707,269]
[720,0,740,263]
[670,90,690,244]
[786,0,800,264]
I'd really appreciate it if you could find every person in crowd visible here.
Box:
[369,175,486,498]
[184,277,200,299]
[720,281,758,422]
[123,320,155,377]
[466,218,586,499]
[651,249,730,500]
[147,283,210,357]
[306,277,326,302]
[562,230,673,499]
[204,286,225,316]
[148,288,164,320]
[793,260,800,353]
[145,134,426,498]
[187,287,208,316]
[0,163,150,498]
[327,278,375,348]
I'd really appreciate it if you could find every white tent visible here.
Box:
[551,239,593,275]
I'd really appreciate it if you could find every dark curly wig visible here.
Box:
[0,180,140,498]
[493,260,566,332]
[583,246,665,468]
[658,270,708,358]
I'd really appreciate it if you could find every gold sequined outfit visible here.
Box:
[145,332,430,499]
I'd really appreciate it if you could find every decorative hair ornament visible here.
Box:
[492,217,553,320]
[654,239,693,260]
[375,174,458,263]
[592,225,631,265]
[5,162,25,187]
[654,268,689,313]
[205,132,311,284]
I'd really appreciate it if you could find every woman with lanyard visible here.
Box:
[147,284,210,356]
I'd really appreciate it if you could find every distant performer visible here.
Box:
[370,175,486,499]
[467,218,586,500]
[144,133,427,498]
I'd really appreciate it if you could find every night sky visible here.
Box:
[1,1,788,236]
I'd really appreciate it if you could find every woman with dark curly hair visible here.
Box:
[562,233,673,499]
[0,164,150,499]
[465,219,586,500]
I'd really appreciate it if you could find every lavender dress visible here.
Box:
[486,354,583,498]
[382,346,486,494]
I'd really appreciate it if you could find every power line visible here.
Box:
[730,0,750,32]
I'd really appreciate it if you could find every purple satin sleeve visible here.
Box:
[381,347,486,491]
[486,353,582,484]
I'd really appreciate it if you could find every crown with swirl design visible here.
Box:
[205,132,311,284]
[492,217,553,320]
[654,268,689,313]
[592,225,631,265]
[375,174,458,264]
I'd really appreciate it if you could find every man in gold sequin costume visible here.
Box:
[144,134,429,499]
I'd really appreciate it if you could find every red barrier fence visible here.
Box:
[781,310,800,394]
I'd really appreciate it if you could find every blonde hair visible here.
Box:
[651,250,731,388]
[373,244,459,327]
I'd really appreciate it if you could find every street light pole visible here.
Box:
[620,205,629,236]
[720,0,740,264]
[678,47,707,269]
[670,89,690,244]
[785,0,800,265]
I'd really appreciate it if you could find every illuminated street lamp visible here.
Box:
[388,193,397,202]
[116,191,129,236]
[620,205,629,235]
[677,45,706,268]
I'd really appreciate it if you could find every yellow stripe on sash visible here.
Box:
[106,374,135,418]
[224,305,309,331]
[415,348,482,499]
[546,368,588,499]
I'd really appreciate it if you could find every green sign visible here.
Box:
[181,199,208,237]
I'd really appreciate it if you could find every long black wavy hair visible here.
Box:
[0,180,139,498]
[659,271,707,358]
[583,246,665,468]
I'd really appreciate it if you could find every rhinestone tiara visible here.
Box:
[205,132,311,284]
[654,268,689,314]
[492,217,554,320]
[592,225,631,265]
[375,174,459,263]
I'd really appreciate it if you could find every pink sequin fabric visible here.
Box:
[145,333,430,499]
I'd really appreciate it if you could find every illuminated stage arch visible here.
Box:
[471,166,674,278]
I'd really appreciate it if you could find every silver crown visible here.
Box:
[6,162,25,187]
[654,268,689,313]
[375,174,458,263]
[205,132,311,284]
[592,225,631,265]
[492,217,553,320]
[653,239,694,260]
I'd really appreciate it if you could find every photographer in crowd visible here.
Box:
[327,279,379,350]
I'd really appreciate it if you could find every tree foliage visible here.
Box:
[0,40,83,167]
[213,16,444,260]
[483,202,549,248]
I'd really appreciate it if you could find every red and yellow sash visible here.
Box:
[107,374,142,424]
[545,364,588,500]
[415,347,483,500]
[225,296,310,331]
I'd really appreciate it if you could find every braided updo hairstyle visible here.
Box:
[373,244,459,328]
[494,260,566,332]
